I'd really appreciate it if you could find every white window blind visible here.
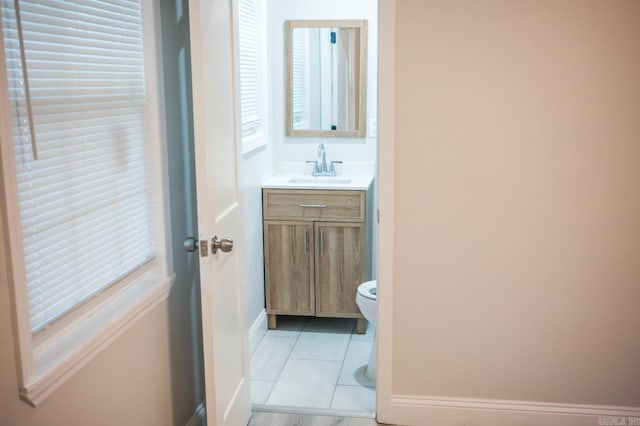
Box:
[237,0,261,139]
[2,0,157,333]
[291,28,306,126]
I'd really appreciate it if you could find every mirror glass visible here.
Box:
[286,20,367,138]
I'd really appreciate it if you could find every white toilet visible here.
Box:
[356,280,377,380]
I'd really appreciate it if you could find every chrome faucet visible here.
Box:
[317,143,327,174]
[306,143,342,176]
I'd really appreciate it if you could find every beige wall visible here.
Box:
[392,0,640,406]
[0,211,172,426]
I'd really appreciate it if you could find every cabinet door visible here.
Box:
[264,221,314,315]
[314,223,365,317]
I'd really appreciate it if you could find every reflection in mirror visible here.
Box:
[286,20,367,138]
[291,27,358,131]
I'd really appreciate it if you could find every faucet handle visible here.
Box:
[327,160,343,176]
[306,160,321,175]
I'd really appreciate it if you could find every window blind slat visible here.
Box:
[20,111,144,129]
[26,218,151,289]
[24,209,151,284]
[21,5,142,32]
[5,58,143,73]
[18,155,147,181]
[23,206,149,264]
[19,176,147,232]
[29,252,153,330]
[10,77,145,89]
[26,234,151,296]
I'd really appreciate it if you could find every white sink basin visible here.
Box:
[262,175,373,190]
[287,177,352,184]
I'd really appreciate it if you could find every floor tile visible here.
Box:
[350,322,375,342]
[250,335,297,381]
[330,386,376,412]
[249,412,383,426]
[266,315,308,338]
[250,380,274,404]
[250,325,268,356]
[338,340,375,388]
[267,359,342,408]
[290,331,351,361]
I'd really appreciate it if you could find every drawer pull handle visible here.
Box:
[320,229,324,256]
[299,204,327,208]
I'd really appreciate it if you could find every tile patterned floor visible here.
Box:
[248,412,389,426]
[250,316,376,415]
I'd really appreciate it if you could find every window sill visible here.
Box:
[19,273,175,407]
[242,133,267,155]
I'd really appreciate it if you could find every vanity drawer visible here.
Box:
[263,189,365,222]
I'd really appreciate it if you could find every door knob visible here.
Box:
[211,236,234,254]
[184,237,199,253]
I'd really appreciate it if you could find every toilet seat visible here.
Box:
[357,280,377,300]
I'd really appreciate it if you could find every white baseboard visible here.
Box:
[185,403,206,426]
[385,395,640,426]
[248,309,268,356]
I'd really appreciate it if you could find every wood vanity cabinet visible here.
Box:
[263,221,315,316]
[262,188,371,333]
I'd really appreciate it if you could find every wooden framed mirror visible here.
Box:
[285,20,368,138]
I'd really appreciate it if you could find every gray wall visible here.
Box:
[160,0,205,423]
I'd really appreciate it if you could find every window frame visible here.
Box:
[234,0,268,155]
[0,0,173,407]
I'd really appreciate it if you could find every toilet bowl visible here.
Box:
[356,280,377,380]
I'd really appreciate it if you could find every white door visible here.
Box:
[188,0,252,425]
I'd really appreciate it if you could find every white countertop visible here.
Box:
[262,174,374,191]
